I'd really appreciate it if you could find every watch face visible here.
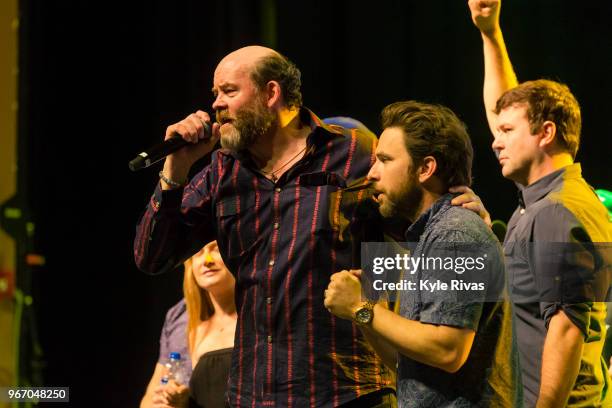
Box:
[355,307,373,324]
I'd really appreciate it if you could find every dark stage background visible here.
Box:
[17,0,612,406]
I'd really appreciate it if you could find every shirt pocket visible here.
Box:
[504,241,536,302]
[299,172,345,233]
[215,192,258,260]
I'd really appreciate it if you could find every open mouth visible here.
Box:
[216,110,234,125]
[372,192,382,203]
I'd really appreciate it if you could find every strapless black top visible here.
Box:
[189,347,233,408]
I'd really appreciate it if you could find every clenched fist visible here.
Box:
[324,270,364,321]
[468,0,501,35]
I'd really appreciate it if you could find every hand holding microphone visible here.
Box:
[129,110,220,174]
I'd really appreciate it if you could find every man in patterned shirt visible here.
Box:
[135,45,397,407]
[325,101,521,407]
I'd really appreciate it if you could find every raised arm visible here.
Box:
[468,0,518,135]
[134,111,220,275]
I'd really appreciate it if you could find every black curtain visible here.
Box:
[21,0,612,405]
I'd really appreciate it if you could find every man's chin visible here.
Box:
[220,130,242,151]
[501,167,524,185]
[377,203,396,219]
[219,138,232,151]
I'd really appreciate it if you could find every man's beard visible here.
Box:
[217,97,276,152]
[378,171,423,222]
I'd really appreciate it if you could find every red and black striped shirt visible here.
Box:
[135,109,394,407]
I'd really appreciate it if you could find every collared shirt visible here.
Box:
[504,163,612,407]
[159,299,192,381]
[397,194,522,407]
[135,108,394,408]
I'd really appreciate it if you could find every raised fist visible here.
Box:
[467,0,501,35]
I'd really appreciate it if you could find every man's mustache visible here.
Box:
[216,110,233,124]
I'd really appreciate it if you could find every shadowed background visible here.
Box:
[9,0,612,406]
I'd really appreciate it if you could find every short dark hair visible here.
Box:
[381,101,473,188]
[494,79,581,158]
[250,53,303,108]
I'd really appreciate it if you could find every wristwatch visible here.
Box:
[354,300,376,325]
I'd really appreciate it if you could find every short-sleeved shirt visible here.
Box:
[159,299,192,381]
[397,194,522,407]
[504,163,612,407]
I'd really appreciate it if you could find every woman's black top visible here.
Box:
[189,347,233,408]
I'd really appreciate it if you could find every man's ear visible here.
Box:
[538,120,557,148]
[418,156,437,183]
[265,80,282,108]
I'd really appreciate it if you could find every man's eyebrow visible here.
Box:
[212,82,234,94]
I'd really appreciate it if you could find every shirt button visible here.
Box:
[266,297,272,304]
[267,335,273,344]
[275,187,281,193]
[268,260,275,266]
[520,208,525,215]
[273,222,279,229]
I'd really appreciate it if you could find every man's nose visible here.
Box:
[366,164,379,181]
[212,94,226,111]
[491,135,503,153]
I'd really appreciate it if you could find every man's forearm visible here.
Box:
[134,188,185,274]
[481,29,518,133]
[160,157,192,191]
[134,184,212,275]
[367,304,475,373]
[360,325,397,372]
[537,311,584,408]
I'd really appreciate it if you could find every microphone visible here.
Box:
[128,121,212,171]
[491,220,507,243]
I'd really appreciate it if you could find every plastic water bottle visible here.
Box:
[161,352,187,385]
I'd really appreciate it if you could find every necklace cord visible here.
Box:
[260,145,308,179]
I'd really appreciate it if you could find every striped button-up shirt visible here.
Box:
[135,108,394,407]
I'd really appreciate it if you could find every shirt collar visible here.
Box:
[404,193,454,241]
[518,163,582,208]
[300,107,348,146]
